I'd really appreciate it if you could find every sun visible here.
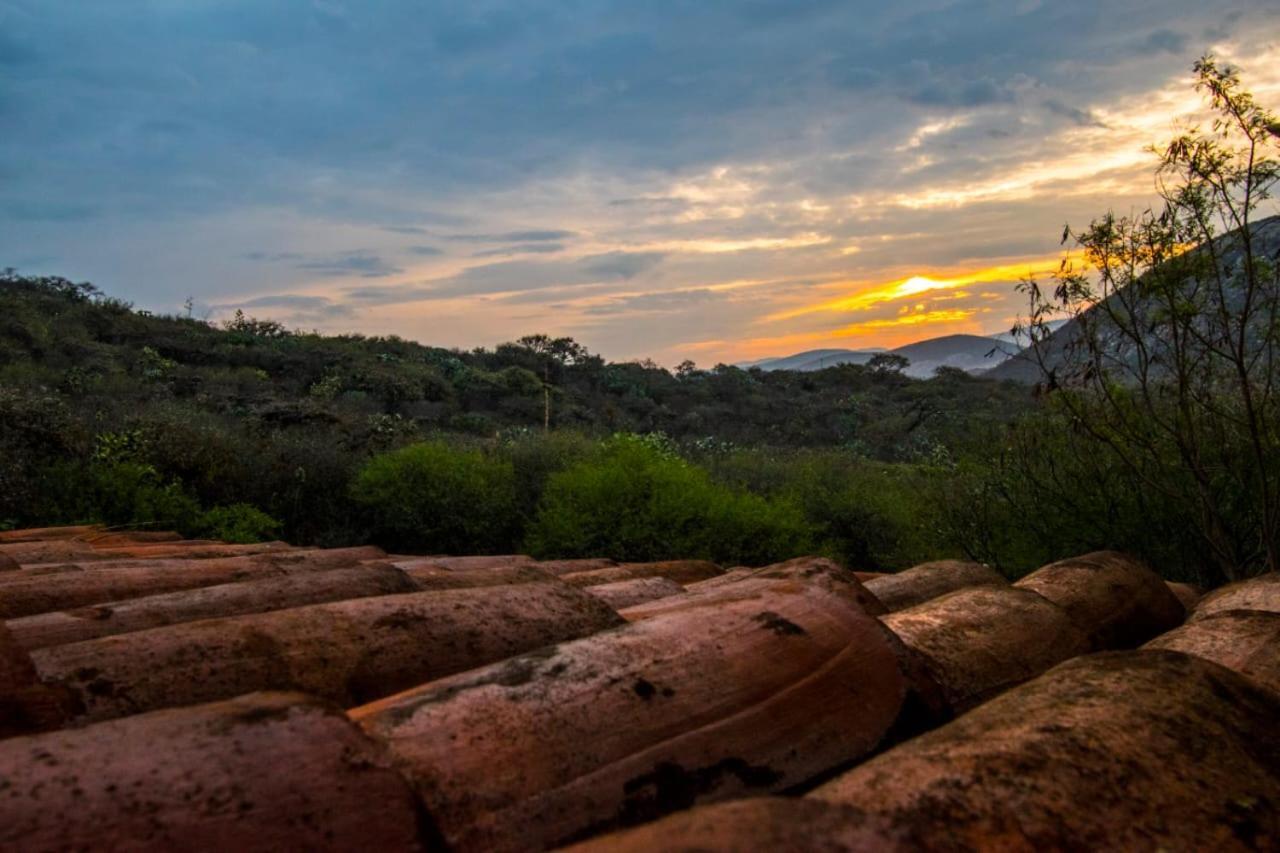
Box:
[897,276,941,297]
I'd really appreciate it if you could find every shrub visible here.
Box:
[497,429,597,522]
[704,448,951,571]
[526,436,814,564]
[195,503,282,544]
[352,441,519,553]
[87,461,204,531]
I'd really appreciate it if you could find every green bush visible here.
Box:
[525,436,814,564]
[194,503,282,544]
[781,455,949,571]
[87,461,204,531]
[352,441,519,553]
[704,448,952,571]
[497,429,596,522]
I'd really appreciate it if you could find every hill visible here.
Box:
[0,270,1032,545]
[987,215,1280,383]
[740,348,882,372]
[890,334,1016,378]
[749,334,1016,378]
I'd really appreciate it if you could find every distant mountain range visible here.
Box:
[744,333,1018,378]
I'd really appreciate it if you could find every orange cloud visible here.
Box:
[837,308,977,332]
[768,254,1076,323]
[683,307,983,361]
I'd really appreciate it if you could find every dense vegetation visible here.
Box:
[0,267,1029,569]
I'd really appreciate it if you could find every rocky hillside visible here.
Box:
[988,214,1280,383]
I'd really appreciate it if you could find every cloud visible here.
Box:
[1,0,1277,363]
[244,251,302,262]
[297,252,402,278]
[209,292,354,320]
[581,288,719,316]
[445,230,577,243]
[1043,100,1108,128]
[1136,29,1190,55]
[577,251,665,280]
[471,243,565,257]
[344,250,666,305]
[907,77,1019,108]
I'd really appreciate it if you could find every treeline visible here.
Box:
[0,270,1029,453]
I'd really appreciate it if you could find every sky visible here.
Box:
[3,1,1279,366]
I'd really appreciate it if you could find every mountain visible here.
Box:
[891,334,1017,378]
[744,348,883,372]
[747,334,1014,378]
[987,319,1067,346]
[986,215,1280,383]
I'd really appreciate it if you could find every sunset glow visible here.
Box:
[4,3,1279,366]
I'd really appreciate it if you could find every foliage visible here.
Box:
[1016,56,1280,581]
[83,461,205,531]
[193,504,282,544]
[525,437,815,564]
[351,441,520,554]
[702,448,954,571]
[0,259,1031,561]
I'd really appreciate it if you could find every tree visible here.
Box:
[675,359,700,379]
[868,352,910,375]
[1017,55,1280,581]
[500,335,594,430]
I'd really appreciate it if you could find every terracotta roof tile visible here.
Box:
[0,546,387,619]
[560,560,723,587]
[350,576,910,851]
[3,533,1277,851]
[623,557,885,620]
[1191,572,1280,620]
[30,582,624,723]
[7,563,420,651]
[401,563,558,590]
[573,652,1280,851]
[0,692,424,851]
[583,576,686,610]
[863,559,1007,611]
[882,585,1089,715]
[1146,609,1280,697]
[1013,550,1184,648]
